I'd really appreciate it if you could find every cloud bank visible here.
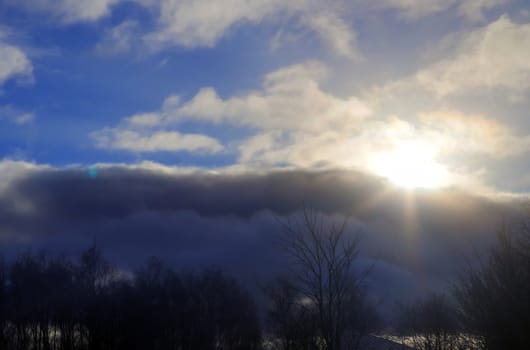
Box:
[0,161,523,304]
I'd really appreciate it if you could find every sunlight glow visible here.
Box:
[369,141,448,189]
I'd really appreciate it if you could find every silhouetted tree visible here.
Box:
[263,277,319,350]
[0,257,7,349]
[0,245,261,350]
[8,252,48,350]
[454,223,530,350]
[77,244,116,350]
[43,255,79,350]
[179,268,261,350]
[275,208,376,350]
[397,294,463,350]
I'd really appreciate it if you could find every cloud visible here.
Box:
[0,162,523,302]
[173,61,371,131]
[3,0,119,23]
[0,159,46,193]
[91,128,224,153]
[141,0,294,48]
[95,20,140,55]
[2,162,515,237]
[4,0,361,57]
[0,38,33,87]
[366,15,530,105]
[373,0,454,19]
[237,129,373,168]
[354,15,530,188]
[457,0,510,22]
[125,112,164,127]
[136,0,509,54]
[416,15,530,96]
[125,0,361,57]
[3,0,512,59]
[234,109,530,191]
[91,61,371,158]
[0,34,34,125]
[91,59,530,189]
[0,105,34,125]
[418,109,530,157]
[300,11,359,58]
[372,0,509,21]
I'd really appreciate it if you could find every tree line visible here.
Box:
[395,222,530,350]
[0,246,261,350]
[0,210,529,350]
[0,210,380,350]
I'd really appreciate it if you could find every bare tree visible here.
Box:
[0,257,6,349]
[263,277,319,350]
[276,208,374,350]
[0,247,262,350]
[453,223,530,350]
[397,293,464,350]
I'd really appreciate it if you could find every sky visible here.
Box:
[1,0,530,309]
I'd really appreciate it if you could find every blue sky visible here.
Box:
[1,0,530,192]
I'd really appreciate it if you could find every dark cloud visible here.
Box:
[2,167,382,220]
[0,166,525,308]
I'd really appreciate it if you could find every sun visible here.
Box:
[369,141,448,189]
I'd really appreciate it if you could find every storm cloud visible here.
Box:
[0,164,524,307]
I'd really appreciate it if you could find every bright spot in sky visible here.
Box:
[369,141,448,189]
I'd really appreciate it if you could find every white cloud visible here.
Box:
[91,61,371,156]
[125,112,163,127]
[301,11,359,58]
[140,0,511,53]
[4,0,361,56]
[3,0,512,59]
[12,113,34,124]
[4,0,119,23]
[236,106,530,190]
[371,0,509,21]
[91,57,530,190]
[236,116,426,169]
[418,109,530,157]
[85,0,509,58]
[457,0,509,22]
[0,106,34,125]
[373,0,455,19]
[142,0,294,48]
[416,15,530,96]
[95,20,139,55]
[90,59,375,162]
[172,61,372,131]
[365,14,530,109]
[0,40,33,87]
[0,159,46,193]
[0,34,34,127]
[238,130,370,168]
[92,128,224,153]
[0,36,34,125]
[135,0,361,57]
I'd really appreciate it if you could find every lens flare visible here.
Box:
[88,166,98,179]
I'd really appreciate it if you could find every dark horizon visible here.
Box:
[1,203,529,350]
[1,166,521,303]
